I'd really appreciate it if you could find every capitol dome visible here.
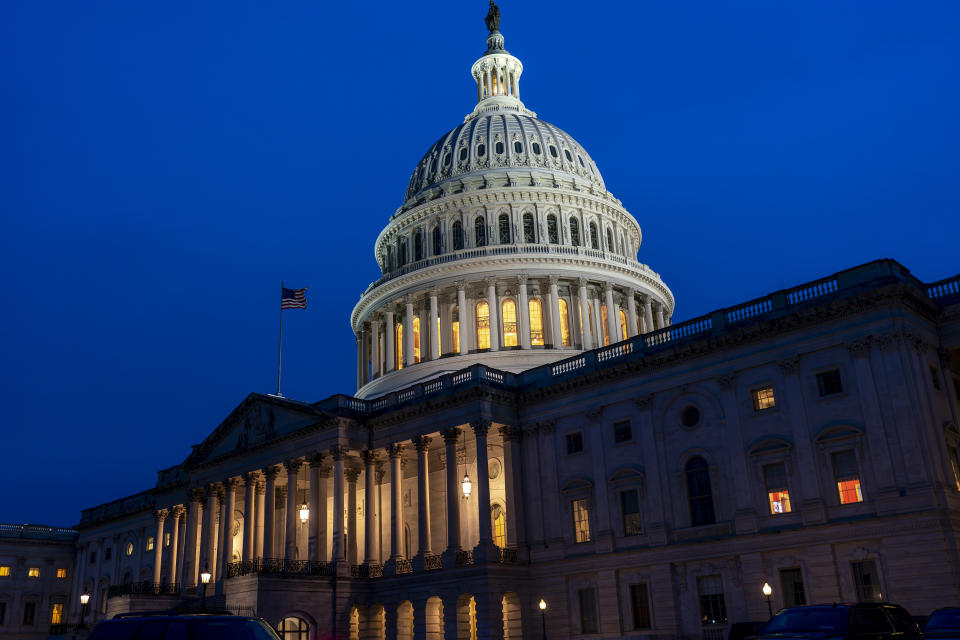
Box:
[350,13,674,398]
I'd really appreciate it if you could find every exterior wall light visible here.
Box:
[462,473,472,498]
[299,503,309,524]
[79,593,90,605]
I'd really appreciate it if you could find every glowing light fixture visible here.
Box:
[299,503,309,524]
[539,599,547,611]
[200,568,212,585]
[762,582,772,597]
[80,593,90,605]
[462,473,472,498]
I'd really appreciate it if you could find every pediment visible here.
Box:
[608,465,645,487]
[748,435,794,456]
[559,475,594,495]
[814,423,864,444]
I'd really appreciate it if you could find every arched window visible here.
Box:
[476,301,490,349]
[475,216,487,247]
[529,298,544,346]
[413,316,421,364]
[386,245,394,271]
[589,222,599,249]
[606,227,614,252]
[279,617,309,640]
[396,322,403,370]
[619,309,628,341]
[558,298,571,346]
[495,141,504,155]
[522,213,535,243]
[414,231,423,262]
[452,220,464,250]
[451,305,460,354]
[601,304,610,346]
[502,299,518,347]
[397,238,407,266]
[569,217,580,246]
[587,302,595,342]
[686,456,716,526]
[498,214,511,244]
[547,215,558,244]
[432,226,442,255]
[492,504,506,548]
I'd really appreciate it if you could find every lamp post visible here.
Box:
[200,565,212,612]
[539,599,547,640]
[78,593,90,630]
[762,582,773,618]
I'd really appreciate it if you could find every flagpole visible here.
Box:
[276,281,284,397]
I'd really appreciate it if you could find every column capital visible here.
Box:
[778,356,801,375]
[205,483,222,500]
[154,509,169,523]
[360,450,377,466]
[171,505,186,519]
[548,274,560,285]
[626,286,636,296]
[223,477,242,491]
[716,372,737,390]
[578,277,589,288]
[498,425,520,442]
[284,458,303,474]
[309,452,326,468]
[440,427,461,443]
[517,273,529,286]
[845,338,871,358]
[330,445,349,461]
[243,471,261,486]
[429,288,439,298]
[603,281,614,293]
[484,276,498,289]
[375,466,386,485]
[404,294,415,306]
[263,465,281,480]
[189,487,206,503]
[455,280,466,292]
[387,443,405,458]
[413,435,432,451]
[345,467,361,483]
[255,480,266,495]
[471,420,492,437]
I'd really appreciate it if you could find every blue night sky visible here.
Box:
[2,1,958,527]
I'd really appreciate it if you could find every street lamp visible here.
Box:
[200,565,212,612]
[299,503,309,524]
[461,473,472,498]
[539,599,547,640]
[78,593,90,629]
[762,582,773,618]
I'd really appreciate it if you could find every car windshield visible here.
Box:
[927,611,960,630]
[88,618,281,640]
[762,608,849,634]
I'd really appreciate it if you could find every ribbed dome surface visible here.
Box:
[404,113,605,202]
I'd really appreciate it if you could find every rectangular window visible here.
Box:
[764,463,792,514]
[630,583,652,629]
[50,603,63,625]
[752,386,776,411]
[621,490,642,535]
[697,575,727,625]
[779,568,807,607]
[0,601,5,625]
[566,432,583,454]
[164,532,171,547]
[578,588,598,634]
[852,560,883,602]
[613,420,632,443]
[27,567,39,578]
[89,550,96,564]
[572,498,591,543]
[832,450,863,504]
[56,568,67,579]
[931,365,941,390]
[23,602,35,626]
[104,547,112,560]
[0,566,9,577]
[146,537,155,551]
[816,369,843,396]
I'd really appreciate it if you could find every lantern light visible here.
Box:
[299,503,309,524]
[462,473,472,498]
[762,582,772,597]
[200,567,212,585]
[539,599,547,611]
[80,593,90,605]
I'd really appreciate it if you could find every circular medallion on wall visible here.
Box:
[488,458,502,480]
[681,405,701,428]
[125,541,134,557]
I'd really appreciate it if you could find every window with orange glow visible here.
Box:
[396,323,404,370]
[764,463,792,514]
[502,299,517,346]
[435,316,441,357]
[752,386,776,411]
[572,498,591,543]
[559,299,571,346]
[28,567,39,578]
[476,301,490,349]
[529,298,544,346]
[837,479,862,504]
[451,305,460,354]
[492,505,506,548]
[413,316,421,364]
[619,309,628,341]
[50,603,63,624]
[601,305,610,346]
[56,568,67,579]
[832,450,863,504]
[0,566,10,577]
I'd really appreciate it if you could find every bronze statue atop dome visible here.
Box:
[485,1,501,33]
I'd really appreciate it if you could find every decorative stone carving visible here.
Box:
[412,435,432,451]
[330,445,349,461]
[585,406,603,422]
[441,427,462,442]
[778,356,801,374]
[634,394,654,411]
[845,338,871,358]
[387,443,404,458]
[471,420,492,436]
[716,373,736,390]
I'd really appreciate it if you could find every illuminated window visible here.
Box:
[474,216,486,247]
[164,532,171,547]
[558,298,571,346]
[492,504,506,548]
[28,567,39,578]
[587,303,595,342]
[619,309,628,341]
[435,316,441,357]
[817,369,843,396]
[832,450,863,504]
[476,301,490,349]
[621,490,642,535]
[279,616,310,640]
[572,498,591,543]
[452,220,464,250]
[56,568,67,579]
[413,316,421,364]
[501,299,517,347]
[522,213,535,243]
[601,305,610,346]
[50,603,63,625]
[529,298,544,346]
[0,566,9,576]
[125,541,134,557]
[950,446,960,491]
[630,583,651,629]
[752,386,776,411]
[451,305,460,354]
[146,536,154,551]
[547,215,558,244]
[589,222,599,249]
[499,214,511,243]
[697,575,727,625]
[569,217,580,246]
[763,463,792,514]
[396,322,404,370]
[686,456,715,526]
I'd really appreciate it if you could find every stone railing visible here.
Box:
[928,274,960,305]
[108,582,180,597]
[0,523,77,541]
[498,547,518,564]
[351,564,384,579]
[455,550,474,566]
[396,558,413,574]
[225,558,331,578]
[424,554,442,571]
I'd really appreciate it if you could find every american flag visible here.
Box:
[281,287,307,309]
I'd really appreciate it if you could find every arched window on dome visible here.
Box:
[569,217,580,247]
[476,301,490,350]
[498,214,511,244]
[412,316,421,364]
[386,245,394,271]
[397,237,407,266]
[619,309,628,342]
[395,322,404,370]
[606,227,614,253]
[279,617,309,640]
[618,233,626,257]
[589,222,599,249]
[451,305,460,354]
[475,216,487,247]
[547,215,559,244]
[686,456,716,526]
[601,304,610,346]
[502,299,518,347]
[432,226,442,256]
[414,231,423,262]
[522,213,535,243]
[452,220,464,250]
[558,298,571,346]
[529,298,544,346]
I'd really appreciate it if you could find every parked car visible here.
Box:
[755,603,922,640]
[86,612,282,640]
[923,608,960,640]
[729,621,768,640]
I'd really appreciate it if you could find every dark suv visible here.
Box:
[924,608,960,640]
[755,603,922,640]
[86,613,282,640]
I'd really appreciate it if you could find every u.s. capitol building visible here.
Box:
[6,5,960,640]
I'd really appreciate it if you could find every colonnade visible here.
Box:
[356,276,670,387]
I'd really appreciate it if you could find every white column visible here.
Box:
[518,274,530,349]
[604,282,618,342]
[355,334,363,389]
[404,296,415,366]
[346,468,360,565]
[309,454,324,562]
[548,275,561,347]
[169,507,183,585]
[655,303,666,330]
[370,316,380,378]
[262,467,278,558]
[185,490,203,588]
[626,288,639,337]
[254,480,265,559]
[242,472,257,561]
[204,486,219,580]
[472,421,498,561]
[363,451,378,564]
[429,290,439,360]
[152,509,167,584]
[442,428,462,557]
[643,295,655,333]
[414,436,432,556]
[578,278,593,350]
[384,309,395,372]
[219,479,238,582]
[486,278,500,351]
[331,447,347,563]
[284,459,301,561]
[388,444,404,560]
[456,283,468,353]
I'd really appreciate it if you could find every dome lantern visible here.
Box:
[467,2,531,121]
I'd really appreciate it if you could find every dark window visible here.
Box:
[459,147,468,162]
[523,213,535,243]
[697,575,727,625]
[433,227,442,255]
[414,232,423,261]
[104,547,112,560]
[566,432,583,454]
[578,588,598,633]
[499,214,511,244]
[477,144,486,157]
[443,152,450,166]
[0,602,5,625]
[89,550,96,564]
[681,406,700,427]
[686,456,715,526]
[817,369,843,396]
[931,365,942,390]
[589,222,599,249]
[549,145,558,158]
[613,420,632,443]
[23,602,35,626]
[475,217,486,247]
[452,221,464,250]
[578,154,585,167]
[630,583,651,629]
[532,142,541,155]
[430,158,437,173]
[514,141,523,153]
[565,149,573,162]
[606,227,614,252]
[569,217,580,246]
[398,238,407,266]
[621,490,642,535]
[779,568,806,607]
[495,141,504,154]
[852,560,882,602]
[547,215,558,244]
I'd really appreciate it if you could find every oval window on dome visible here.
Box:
[578,155,585,167]
[514,141,523,153]
[443,152,451,166]
[549,145,558,158]
[495,141,504,154]
[459,147,468,162]
[477,144,486,157]
[532,142,542,155]
[430,159,437,172]
[564,149,573,162]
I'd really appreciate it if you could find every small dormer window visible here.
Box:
[532,142,542,155]
[564,149,573,162]
[514,141,523,153]
[477,144,486,157]
[459,147,468,162]
[578,155,585,167]
[495,141,504,154]
[549,145,558,158]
